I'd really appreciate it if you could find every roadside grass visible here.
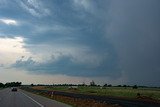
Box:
[43,86,160,100]
[24,86,121,107]
[24,86,160,107]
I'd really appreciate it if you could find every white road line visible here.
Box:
[21,92,44,107]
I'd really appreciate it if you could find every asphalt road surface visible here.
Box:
[0,88,71,107]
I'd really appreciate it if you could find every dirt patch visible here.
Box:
[48,94,121,107]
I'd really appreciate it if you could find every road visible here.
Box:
[0,88,71,107]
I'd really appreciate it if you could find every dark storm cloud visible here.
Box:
[1,0,160,85]
[107,0,160,86]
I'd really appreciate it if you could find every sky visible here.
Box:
[0,0,160,86]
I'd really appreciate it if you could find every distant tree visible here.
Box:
[82,82,86,86]
[132,85,138,89]
[90,80,96,86]
[31,84,34,86]
[103,84,108,87]
[0,83,4,88]
[108,84,112,87]
[97,85,100,87]
[15,82,22,86]
[5,82,21,87]
[123,85,127,88]
[117,85,122,87]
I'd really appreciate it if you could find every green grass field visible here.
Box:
[43,86,160,100]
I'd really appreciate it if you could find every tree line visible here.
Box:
[0,82,22,88]
[30,80,139,89]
